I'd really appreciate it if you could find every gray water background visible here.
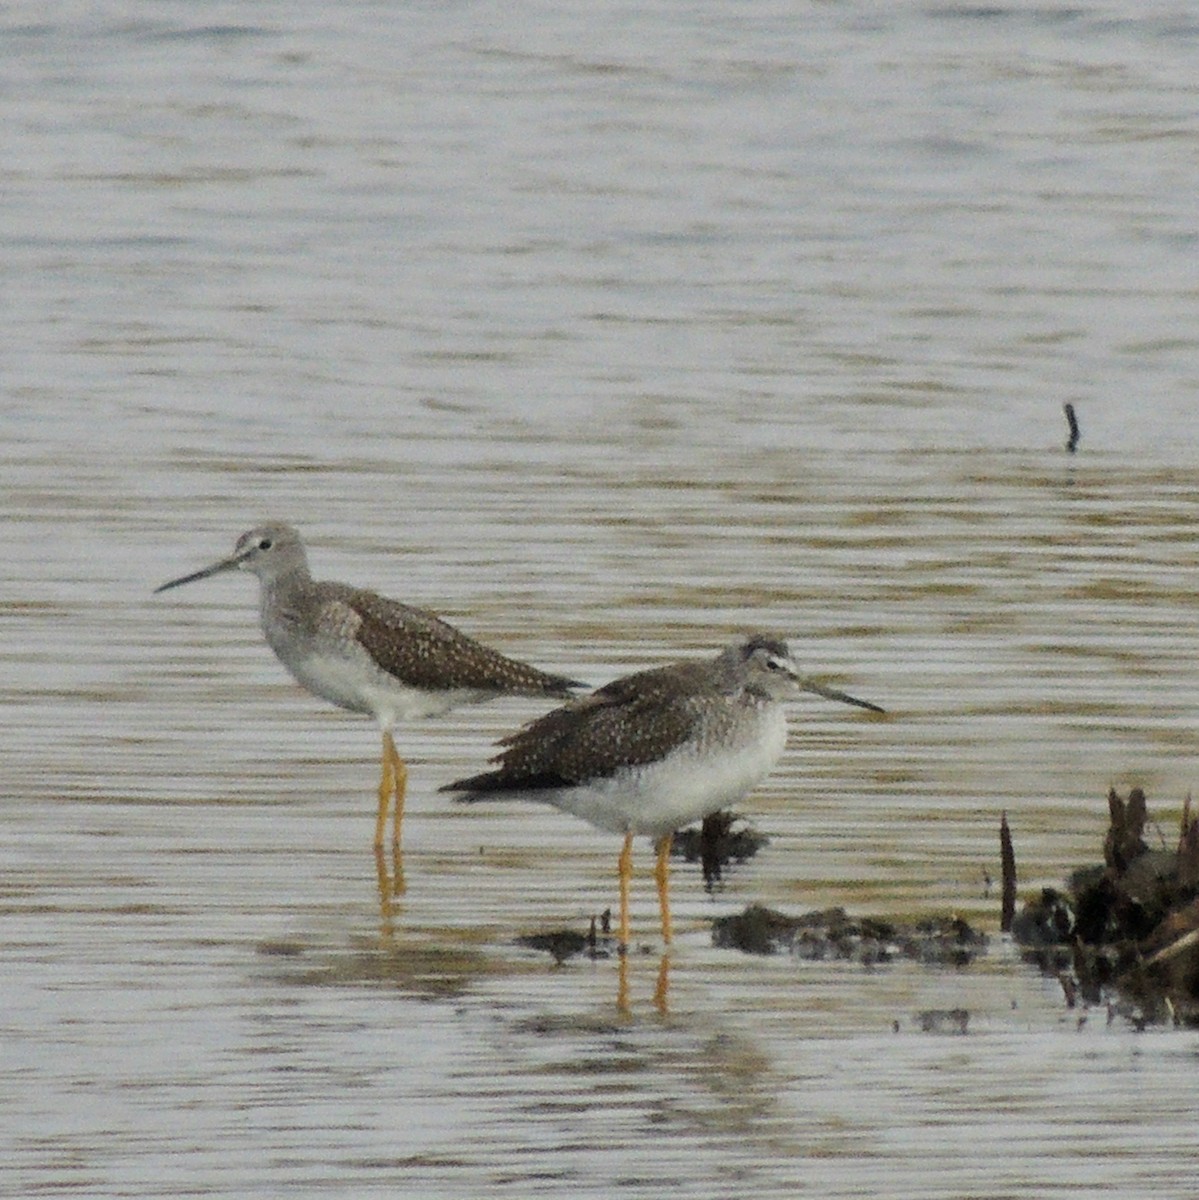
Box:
[4,2,1199,1196]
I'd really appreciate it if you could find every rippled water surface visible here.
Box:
[5,2,1199,1196]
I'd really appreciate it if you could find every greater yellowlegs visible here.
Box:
[154,523,584,849]
[444,633,883,947]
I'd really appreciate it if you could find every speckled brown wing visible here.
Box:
[446,660,711,792]
[321,582,582,697]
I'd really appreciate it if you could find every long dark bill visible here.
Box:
[153,553,243,594]
[800,678,885,714]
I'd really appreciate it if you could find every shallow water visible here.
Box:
[4,2,1199,1196]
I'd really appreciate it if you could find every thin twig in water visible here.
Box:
[1064,402,1080,452]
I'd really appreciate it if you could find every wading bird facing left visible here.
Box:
[444,633,883,949]
[154,523,585,850]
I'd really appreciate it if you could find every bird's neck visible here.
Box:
[258,567,311,619]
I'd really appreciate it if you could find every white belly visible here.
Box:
[282,650,488,724]
[548,707,789,838]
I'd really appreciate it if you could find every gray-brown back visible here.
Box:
[446,656,753,791]
[306,580,582,697]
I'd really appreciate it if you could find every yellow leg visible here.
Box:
[616,947,631,1015]
[374,733,394,850]
[654,833,673,946]
[374,729,393,854]
[374,844,397,936]
[374,840,406,910]
[387,732,408,852]
[374,730,409,852]
[618,831,634,951]
[653,952,670,1015]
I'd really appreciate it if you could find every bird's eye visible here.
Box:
[766,657,784,671]
[258,538,273,551]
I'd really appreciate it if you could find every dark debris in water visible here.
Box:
[515,928,600,965]
[916,1007,970,1035]
[711,903,986,966]
[515,912,619,963]
[671,810,769,890]
[1011,787,1199,1027]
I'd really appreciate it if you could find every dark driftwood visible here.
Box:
[1013,788,1199,1026]
[1064,402,1080,452]
[1000,811,1017,933]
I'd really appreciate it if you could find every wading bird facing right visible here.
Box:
[445,633,884,947]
